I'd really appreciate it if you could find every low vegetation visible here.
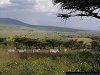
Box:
[0,50,100,75]
[0,29,100,75]
[0,36,99,51]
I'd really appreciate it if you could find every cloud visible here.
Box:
[0,0,11,8]
[0,0,58,12]
[0,0,100,30]
[34,0,58,13]
[0,0,35,9]
[10,0,35,5]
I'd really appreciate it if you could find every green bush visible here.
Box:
[79,62,93,71]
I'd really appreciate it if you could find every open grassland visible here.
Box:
[0,26,93,45]
[0,48,100,75]
[0,26,100,75]
[0,49,19,64]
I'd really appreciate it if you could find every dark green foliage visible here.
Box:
[64,40,85,49]
[91,41,100,51]
[0,38,7,48]
[14,37,40,49]
[0,36,100,51]
[14,37,46,49]
[53,0,100,19]
[0,37,92,50]
[45,39,62,49]
[0,38,7,45]
[90,37,100,51]
[14,37,26,49]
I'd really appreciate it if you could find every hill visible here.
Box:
[0,18,86,32]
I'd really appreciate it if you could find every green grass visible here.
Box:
[0,49,100,75]
[0,26,93,45]
[0,26,100,75]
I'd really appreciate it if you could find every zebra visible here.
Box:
[49,49,59,53]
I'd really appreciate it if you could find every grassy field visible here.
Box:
[0,26,100,75]
[0,26,93,44]
[0,48,100,75]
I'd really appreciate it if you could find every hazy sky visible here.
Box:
[0,0,100,30]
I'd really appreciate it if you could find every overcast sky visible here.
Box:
[0,0,100,30]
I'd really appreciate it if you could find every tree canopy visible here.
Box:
[53,0,100,19]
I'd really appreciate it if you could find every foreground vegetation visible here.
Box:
[0,49,100,75]
[0,28,100,75]
[0,36,99,75]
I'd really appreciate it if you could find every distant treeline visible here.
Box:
[0,36,100,51]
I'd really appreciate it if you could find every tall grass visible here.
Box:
[0,50,100,75]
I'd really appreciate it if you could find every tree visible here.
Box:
[53,0,100,19]
[0,38,7,46]
[91,40,100,51]
[46,39,61,49]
